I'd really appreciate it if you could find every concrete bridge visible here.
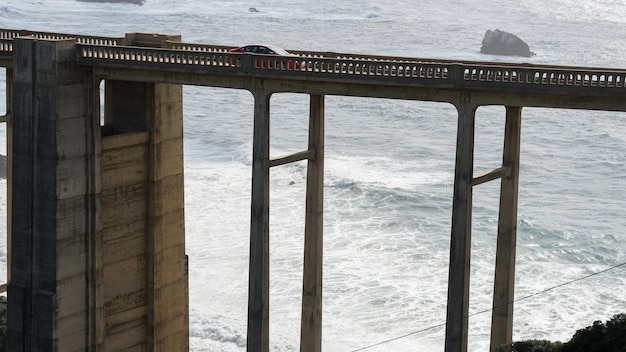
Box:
[0,29,625,352]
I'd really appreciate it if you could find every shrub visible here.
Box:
[561,313,626,352]
[497,313,626,352]
[495,340,563,352]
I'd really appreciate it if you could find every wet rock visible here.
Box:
[480,29,534,58]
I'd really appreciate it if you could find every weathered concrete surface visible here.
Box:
[9,37,97,352]
[101,33,188,351]
[8,33,187,352]
[480,29,535,57]
[77,0,145,5]
[0,154,5,179]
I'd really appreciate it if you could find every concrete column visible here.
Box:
[445,95,477,352]
[99,31,188,351]
[5,67,12,286]
[9,36,98,351]
[100,80,187,351]
[300,94,325,352]
[248,89,271,352]
[149,81,188,352]
[490,106,522,351]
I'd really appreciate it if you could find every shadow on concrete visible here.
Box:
[0,154,5,179]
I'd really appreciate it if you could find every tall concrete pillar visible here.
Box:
[100,33,188,351]
[445,95,477,352]
[248,89,271,352]
[8,32,188,351]
[9,37,99,351]
[4,67,13,287]
[490,106,522,351]
[300,94,325,352]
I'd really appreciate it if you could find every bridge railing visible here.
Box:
[3,28,626,93]
[77,43,454,83]
[461,64,626,89]
[76,43,626,92]
[166,41,236,54]
[1,29,123,62]
[0,29,122,46]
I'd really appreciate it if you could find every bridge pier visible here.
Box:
[9,36,99,351]
[96,32,189,351]
[3,66,12,288]
[247,92,325,352]
[8,34,188,351]
[300,94,325,352]
[248,89,272,352]
[490,106,522,351]
[445,101,521,352]
[445,96,477,352]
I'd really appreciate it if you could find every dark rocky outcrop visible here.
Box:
[480,29,534,58]
[77,0,145,5]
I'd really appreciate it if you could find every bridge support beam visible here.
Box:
[445,95,477,352]
[8,33,188,351]
[300,94,325,352]
[5,67,12,287]
[100,31,188,352]
[445,102,522,352]
[102,79,188,351]
[490,106,522,351]
[248,89,272,352]
[9,37,98,351]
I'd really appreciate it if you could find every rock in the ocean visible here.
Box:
[480,29,534,57]
[77,0,145,5]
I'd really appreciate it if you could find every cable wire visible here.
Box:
[349,261,626,352]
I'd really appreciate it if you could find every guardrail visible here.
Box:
[77,44,453,82]
[77,43,626,91]
[0,29,121,46]
[461,65,626,88]
[2,28,626,93]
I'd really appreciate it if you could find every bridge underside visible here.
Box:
[1,30,626,352]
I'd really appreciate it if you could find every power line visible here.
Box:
[349,261,626,352]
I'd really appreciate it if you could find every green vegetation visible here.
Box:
[497,313,626,352]
[495,340,564,352]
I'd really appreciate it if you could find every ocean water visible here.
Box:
[1,0,626,351]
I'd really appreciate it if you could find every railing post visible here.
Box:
[445,93,477,352]
[490,106,522,351]
[248,89,272,352]
[300,94,325,352]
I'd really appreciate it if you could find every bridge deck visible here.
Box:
[1,28,626,111]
